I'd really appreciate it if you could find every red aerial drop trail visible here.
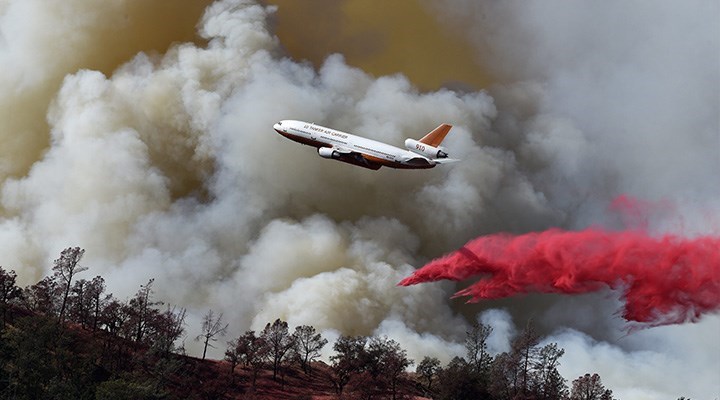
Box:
[399,229,720,326]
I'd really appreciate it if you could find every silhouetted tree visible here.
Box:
[261,318,295,380]
[466,321,493,374]
[22,275,59,315]
[416,356,441,392]
[436,357,485,400]
[97,297,132,371]
[360,336,415,398]
[570,373,614,400]
[233,330,269,387]
[0,267,22,328]
[292,324,328,375]
[330,335,367,395]
[195,309,228,360]
[68,276,106,332]
[126,279,161,345]
[150,305,187,356]
[364,335,388,381]
[52,247,87,324]
[368,336,413,400]
[99,297,128,336]
[532,343,568,399]
[489,352,516,400]
[225,337,242,383]
[68,278,90,327]
[86,275,107,332]
[489,322,567,400]
[514,320,541,397]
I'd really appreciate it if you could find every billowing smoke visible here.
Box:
[0,0,211,181]
[0,0,718,398]
[400,228,720,326]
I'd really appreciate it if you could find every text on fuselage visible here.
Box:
[304,125,348,139]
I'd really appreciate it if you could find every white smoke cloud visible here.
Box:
[0,0,516,359]
[0,0,717,398]
[479,309,514,354]
[548,319,720,400]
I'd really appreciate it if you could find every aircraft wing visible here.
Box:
[321,145,383,170]
[332,145,377,161]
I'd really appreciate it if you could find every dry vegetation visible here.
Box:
[0,248,626,400]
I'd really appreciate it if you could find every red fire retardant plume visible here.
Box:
[399,229,720,326]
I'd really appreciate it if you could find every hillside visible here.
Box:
[0,249,621,400]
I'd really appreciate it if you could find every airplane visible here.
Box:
[273,120,459,170]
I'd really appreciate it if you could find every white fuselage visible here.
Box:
[273,120,441,170]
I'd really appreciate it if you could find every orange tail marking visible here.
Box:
[419,124,452,147]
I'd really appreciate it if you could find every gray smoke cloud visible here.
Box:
[0,0,718,398]
[427,1,720,398]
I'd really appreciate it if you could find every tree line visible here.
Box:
[0,247,663,399]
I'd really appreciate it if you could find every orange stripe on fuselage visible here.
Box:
[276,129,329,149]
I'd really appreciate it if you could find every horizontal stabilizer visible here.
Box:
[432,158,460,164]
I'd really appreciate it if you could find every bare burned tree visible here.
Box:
[195,309,228,360]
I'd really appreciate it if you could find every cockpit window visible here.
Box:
[277,121,282,126]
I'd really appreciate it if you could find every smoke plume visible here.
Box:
[400,228,720,326]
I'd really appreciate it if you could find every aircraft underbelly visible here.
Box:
[338,153,382,170]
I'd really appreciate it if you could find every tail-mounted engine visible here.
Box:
[404,139,448,159]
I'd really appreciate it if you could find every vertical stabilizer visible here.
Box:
[419,124,452,147]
